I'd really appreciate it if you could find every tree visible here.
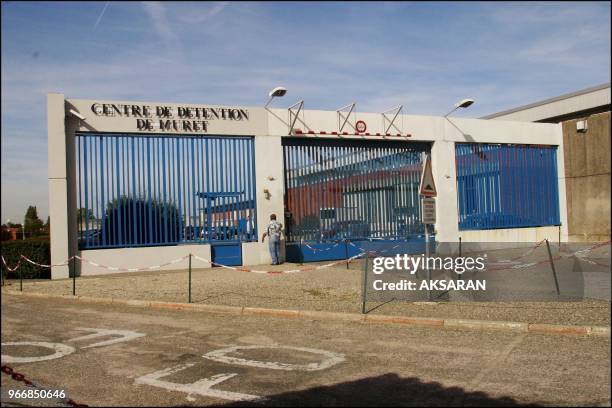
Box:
[77,208,95,223]
[43,216,50,234]
[24,206,44,235]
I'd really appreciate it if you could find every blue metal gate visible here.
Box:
[282,138,430,262]
[75,133,257,266]
[456,143,561,230]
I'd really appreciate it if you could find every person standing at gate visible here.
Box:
[261,214,283,265]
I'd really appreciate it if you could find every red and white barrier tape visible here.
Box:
[20,255,74,268]
[487,241,610,272]
[347,241,402,254]
[559,240,611,257]
[73,255,189,272]
[1,256,21,272]
[2,255,73,271]
[494,239,546,263]
[2,241,608,275]
[301,241,341,253]
[192,252,366,275]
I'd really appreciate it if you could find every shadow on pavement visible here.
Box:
[221,373,541,407]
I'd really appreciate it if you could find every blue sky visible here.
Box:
[1,1,610,223]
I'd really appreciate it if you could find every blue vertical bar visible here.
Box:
[545,147,552,224]
[291,145,298,240]
[244,139,250,240]
[133,136,144,246]
[553,147,560,224]
[204,138,210,242]
[282,143,289,241]
[232,139,239,241]
[545,147,551,225]
[224,139,230,240]
[92,136,102,246]
[77,136,82,246]
[239,138,245,239]
[193,137,199,243]
[133,137,138,245]
[468,145,475,229]
[115,137,121,246]
[83,137,89,247]
[250,138,257,240]
[177,137,183,242]
[161,137,167,244]
[190,138,196,243]
[105,136,110,246]
[220,139,227,240]
[146,137,152,244]
[104,135,109,246]
[239,139,246,240]
[151,137,156,243]
[159,136,164,244]
[241,139,252,241]
[168,138,178,244]
[548,148,554,224]
[121,137,126,245]
[128,137,135,245]
[532,147,539,225]
[136,137,141,245]
[181,137,193,241]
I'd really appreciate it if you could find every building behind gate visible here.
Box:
[48,94,568,279]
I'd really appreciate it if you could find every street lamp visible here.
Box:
[264,86,287,109]
[444,98,474,117]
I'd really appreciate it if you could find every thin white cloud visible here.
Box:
[176,1,229,24]
[141,1,181,52]
[93,1,110,30]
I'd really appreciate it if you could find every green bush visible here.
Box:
[102,196,181,246]
[1,239,51,279]
[1,228,12,242]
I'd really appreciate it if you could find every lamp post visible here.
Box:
[264,86,287,109]
[444,98,474,117]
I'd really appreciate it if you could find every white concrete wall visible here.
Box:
[243,240,285,265]
[485,86,610,122]
[246,134,286,265]
[48,94,70,279]
[459,226,561,243]
[78,244,211,276]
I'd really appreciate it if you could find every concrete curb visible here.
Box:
[3,289,610,337]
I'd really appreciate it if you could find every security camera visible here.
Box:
[69,109,86,120]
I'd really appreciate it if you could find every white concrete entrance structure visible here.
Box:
[48,94,568,279]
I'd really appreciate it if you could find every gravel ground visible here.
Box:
[3,256,610,326]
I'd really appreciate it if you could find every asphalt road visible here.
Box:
[1,294,610,407]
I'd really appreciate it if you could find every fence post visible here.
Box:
[361,252,369,314]
[545,239,560,297]
[72,255,76,296]
[345,239,349,269]
[188,253,192,304]
[19,260,23,292]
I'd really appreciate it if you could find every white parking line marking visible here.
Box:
[67,328,146,349]
[1,342,75,363]
[135,363,264,402]
[202,345,345,371]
